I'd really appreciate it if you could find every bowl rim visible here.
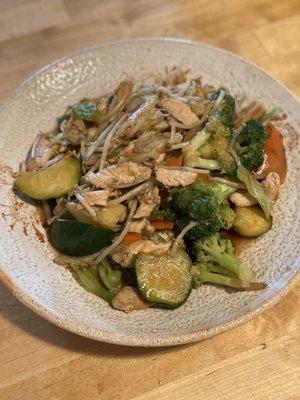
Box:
[0,37,299,347]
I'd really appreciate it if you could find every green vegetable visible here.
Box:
[210,181,237,203]
[98,259,122,294]
[136,250,192,308]
[70,264,113,301]
[69,102,101,122]
[66,202,127,229]
[234,119,267,171]
[16,156,81,200]
[233,206,272,237]
[259,106,283,127]
[236,163,272,219]
[183,92,236,173]
[171,182,235,239]
[51,219,115,256]
[230,146,273,220]
[219,204,236,230]
[151,208,175,221]
[192,233,255,288]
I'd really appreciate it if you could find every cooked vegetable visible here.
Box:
[259,106,283,127]
[230,145,273,220]
[16,71,287,310]
[233,205,272,237]
[192,233,255,287]
[164,155,183,166]
[151,208,175,221]
[98,259,122,294]
[67,202,127,229]
[256,123,287,183]
[51,219,115,256]
[210,181,237,203]
[171,182,235,239]
[122,232,143,245]
[70,264,113,301]
[70,102,101,122]
[16,156,81,200]
[234,119,267,171]
[183,93,236,173]
[136,250,192,308]
[219,204,236,229]
[150,220,174,230]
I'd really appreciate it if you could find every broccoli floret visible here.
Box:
[183,93,237,173]
[192,233,255,287]
[210,182,237,203]
[234,119,267,171]
[171,182,237,239]
[208,91,235,127]
[219,204,236,230]
[171,182,222,239]
[151,208,175,221]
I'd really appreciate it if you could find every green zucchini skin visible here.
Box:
[51,219,115,256]
[16,156,82,200]
[135,250,192,308]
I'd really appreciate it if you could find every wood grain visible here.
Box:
[0,1,299,399]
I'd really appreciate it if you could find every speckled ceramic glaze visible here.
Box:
[0,38,299,347]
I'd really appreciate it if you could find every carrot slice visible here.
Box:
[197,173,211,185]
[255,123,287,183]
[164,155,183,167]
[122,233,142,245]
[150,220,174,230]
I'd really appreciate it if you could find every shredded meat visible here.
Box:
[155,167,197,187]
[117,96,157,139]
[128,218,155,234]
[111,240,171,267]
[85,162,152,189]
[134,186,161,218]
[111,286,151,312]
[83,190,110,206]
[161,98,199,126]
[26,134,53,171]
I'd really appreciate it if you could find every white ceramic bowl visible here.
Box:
[0,38,299,347]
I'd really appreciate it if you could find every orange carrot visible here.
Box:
[197,173,211,185]
[122,232,142,245]
[255,123,287,183]
[150,220,174,230]
[164,155,183,167]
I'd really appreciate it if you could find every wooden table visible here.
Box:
[0,1,299,399]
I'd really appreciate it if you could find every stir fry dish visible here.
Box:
[15,68,287,312]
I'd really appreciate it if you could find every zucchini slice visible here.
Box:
[233,205,272,237]
[16,156,81,200]
[135,250,192,308]
[51,219,115,256]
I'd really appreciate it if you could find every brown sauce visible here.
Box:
[222,230,256,256]
[256,123,287,183]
